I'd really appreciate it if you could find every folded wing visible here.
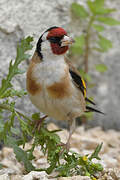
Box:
[65,57,104,115]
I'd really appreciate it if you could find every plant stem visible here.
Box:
[0,103,31,122]
[84,16,95,73]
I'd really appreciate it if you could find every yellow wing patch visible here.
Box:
[81,78,86,97]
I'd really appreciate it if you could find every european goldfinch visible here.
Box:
[26,26,103,148]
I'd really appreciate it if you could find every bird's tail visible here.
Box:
[85,97,105,115]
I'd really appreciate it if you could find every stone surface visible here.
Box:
[0,124,120,179]
[22,171,49,180]
[0,174,10,180]
[58,176,90,180]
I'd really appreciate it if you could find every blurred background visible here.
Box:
[0,0,120,130]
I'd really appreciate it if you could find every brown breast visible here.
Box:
[26,52,42,95]
[46,66,72,99]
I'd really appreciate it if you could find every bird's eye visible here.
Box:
[48,36,64,45]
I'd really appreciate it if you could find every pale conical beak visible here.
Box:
[61,35,75,47]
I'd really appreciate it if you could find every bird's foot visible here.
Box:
[32,115,48,132]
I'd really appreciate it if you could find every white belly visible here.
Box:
[28,59,85,121]
[29,89,85,121]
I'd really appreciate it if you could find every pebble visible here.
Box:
[0,124,120,179]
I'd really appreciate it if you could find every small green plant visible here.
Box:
[0,36,103,179]
[70,0,120,121]
[70,0,120,76]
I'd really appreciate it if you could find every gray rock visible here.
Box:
[58,176,90,180]
[0,168,16,175]
[0,174,10,180]
[22,171,51,180]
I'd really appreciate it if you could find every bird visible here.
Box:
[26,26,104,149]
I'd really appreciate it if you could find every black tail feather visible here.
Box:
[86,106,105,115]
[85,97,96,105]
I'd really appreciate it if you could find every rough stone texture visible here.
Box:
[22,171,50,180]
[0,174,10,180]
[58,176,90,180]
[0,124,120,179]
[0,0,120,129]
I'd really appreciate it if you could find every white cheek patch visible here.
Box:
[40,32,53,56]
[42,32,48,41]
[42,40,51,51]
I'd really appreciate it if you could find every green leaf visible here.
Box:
[95,64,108,73]
[97,35,112,52]
[93,163,103,171]
[0,164,3,169]
[97,17,120,26]
[0,36,33,98]
[87,0,115,15]
[5,136,34,172]
[89,143,103,160]
[71,3,89,18]
[96,8,116,15]
[13,144,35,172]
[87,0,104,14]
[11,127,21,135]
[92,24,104,32]
[15,112,31,136]
[0,89,27,98]
[92,47,105,52]
[71,35,85,55]
[32,112,40,120]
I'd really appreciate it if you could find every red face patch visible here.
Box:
[50,43,68,55]
[47,27,68,55]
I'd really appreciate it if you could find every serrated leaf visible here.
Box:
[92,24,104,32]
[71,35,85,55]
[15,68,26,74]
[16,112,31,136]
[97,35,112,52]
[1,79,12,89]
[71,3,89,18]
[0,36,33,98]
[97,17,120,26]
[1,89,27,98]
[95,64,107,73]
[12,144,35,172]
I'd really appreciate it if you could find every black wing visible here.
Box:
[69,69,104,115]
[69,69,86,97]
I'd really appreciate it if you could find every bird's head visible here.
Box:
[36,26,75,60]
